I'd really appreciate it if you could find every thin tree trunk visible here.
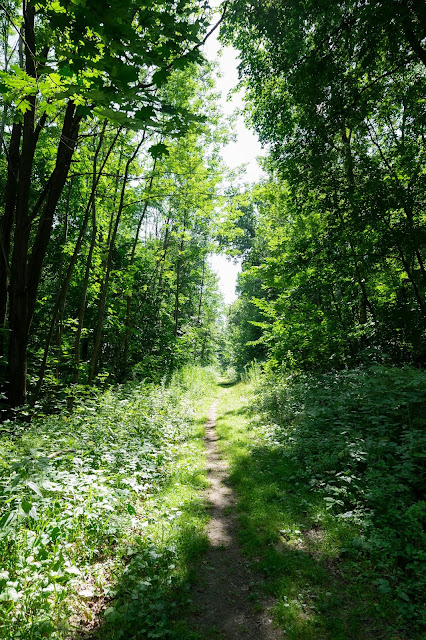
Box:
[0,123,21,360]
[373,207,426,316]
[26,102,82,326]
[399,0,426,67]
[122,157,157,375]
[195,258,206,359]
[366,120,426,286]
[0,18,10,147]
[197,258,205,325]
[173,237,184,338]
[88,133,146,385]
[6,5,37,407]
[339,130,375,326]
[9,101,81,408]
[31,122,118,405]
[54,180,72,378]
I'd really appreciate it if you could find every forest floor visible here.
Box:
[184,378,415,640]
[1,368,422,639]
[189,392,282,639]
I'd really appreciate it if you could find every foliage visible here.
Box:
[252,366,426,634]
[0,366,217,639]
[1,56,227,413]
[220,1,426,371]
[1,0,209,127]
[0,0,226,409]
[213,376,425,638]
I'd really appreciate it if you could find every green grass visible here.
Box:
[214,375,424,640]
[0,366,218,640]
[2,365,423,639]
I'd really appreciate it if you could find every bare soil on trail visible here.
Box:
[189,397,283,640]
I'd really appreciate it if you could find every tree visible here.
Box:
[221,0,426,371]
[0,0,211,407]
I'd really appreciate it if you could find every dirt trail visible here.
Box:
[189,396,283,640]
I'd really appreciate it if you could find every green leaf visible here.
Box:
[152,69,169,87]
[21,500,32,515]
[0,512,14,529]
[148,143,169,159]
[135,106,155,121]
[75,105,93,117]
[50,1,67,13]
[173,57,189,71]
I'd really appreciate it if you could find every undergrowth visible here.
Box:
[251,366,426,637]
[0,366,217,639]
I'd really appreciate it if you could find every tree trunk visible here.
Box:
[339,131,375,326]
[6,5,37,407]
[31,121,117,406]
[0,123,21,361]
[88,134,146,384]
[399,0,426,67]
[7,100,81,407]
[72,197,97,387]
[173,237,184,338]
[122,157,157,375]
[54,181,72,378]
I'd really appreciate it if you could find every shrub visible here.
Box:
[254,366,426,631]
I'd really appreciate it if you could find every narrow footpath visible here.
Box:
[189,396,283,640]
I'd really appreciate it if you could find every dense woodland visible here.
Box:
[0,1,425,639]
[223,0,426,372]
[0,0,228,413]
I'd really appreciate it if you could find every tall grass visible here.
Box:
[240,359,263,385]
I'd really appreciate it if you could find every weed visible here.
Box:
[0,366,217,639]
[214,369,425,640]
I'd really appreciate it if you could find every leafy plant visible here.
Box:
[0,366,216,639]
[253,366,426,632]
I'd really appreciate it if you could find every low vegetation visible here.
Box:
[1,2,425,639]
[215,367,425,640]
[0,367,217,640]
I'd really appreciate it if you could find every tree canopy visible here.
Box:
[0,0,228,410]
[220,0,426,372]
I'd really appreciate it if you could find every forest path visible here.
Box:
[189,392,283,640]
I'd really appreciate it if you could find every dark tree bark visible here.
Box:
[6,5,38,407]
[31,122,119,406]
[7,99,81,407]
[0,123,21,362]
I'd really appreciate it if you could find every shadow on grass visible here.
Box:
[224,445,400,640]
[217,379,239,388]
[70,421,211,640]
[221,406,250,418]
[71,471,209,640]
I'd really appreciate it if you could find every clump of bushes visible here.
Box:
[0,367,215,639]
[256,366,426,631]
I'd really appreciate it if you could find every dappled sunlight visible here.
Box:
[188,395,283,640]
[1,1,424,639]
[214,381,412,640]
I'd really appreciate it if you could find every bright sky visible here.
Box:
[203,3,264,306]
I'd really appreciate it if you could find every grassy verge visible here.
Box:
[0,366,218,640]
[214,369,425,640]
